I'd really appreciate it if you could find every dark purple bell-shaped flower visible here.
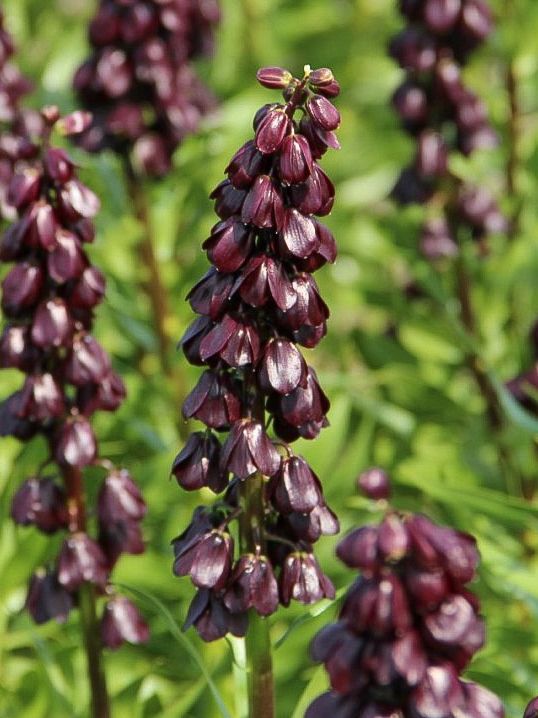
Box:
[280,552,335,606]
[54,416,97,468]
[358,467,391,500]
[101,595,149,650]
[220,419,281,479]
[57,532,109,590]
[11,477,68,533]
[98,469,147,524]
[183,588,248,642]
[173,529,234,591]
[172,431,226,493]
[223,553,279,616]
[26,569,74,624]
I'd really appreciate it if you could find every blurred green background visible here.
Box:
[2,0,538,716]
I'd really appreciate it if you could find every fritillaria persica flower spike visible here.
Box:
[171,65,340,718]
[390,0,505,258]
[74,0,220,177]
[0,108,148,718]
[306,469,504,718]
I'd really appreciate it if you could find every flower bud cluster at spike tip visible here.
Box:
[171,66,340,642]
[0,108,148,649]
[306,469,505,718]
[389,0,506,259]
[0,12,35,220]
[73,0,220,177]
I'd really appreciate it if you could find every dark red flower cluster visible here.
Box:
[0,10,34,219]
[306,469,504,718]
[390,0,506,259]
[1,108,148,650]
[73,0,220,177]
[171,65,341,642]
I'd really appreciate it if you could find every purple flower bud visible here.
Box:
[172,431,227,493]
[389,28,438,72]
[64,333,111,386]
[98,469,147,524]
[203,219,254,272]
[342,574,412,635]
[132,133,172,177]
[99,519,144,567]
[278,366,330,435]
[25,200,58,251]
[211,179,248,220]
[241,175,284,229]
[43,148,76,182]
[101,595,149,650]
[268,455,322,514]
[258,337,307,395]
[255,108,290,154]
[460,0,493,44]
[223,553,279,616]
[76,370,126,414]
[1,261,44,316]
[306,95,340,132]
[7,168,41,209]
[424,0,462,34]
[57,532,108,590]
[11,476,67,533]
[280,552,334,606]
[54,416,97,467]
[200,314,261,367]
[182,369,242,429]
[282,274,329,331]
[336,525,381,571]
[415,130,448,178]
[0,324,39,371]
[358,467,392,500]
[18,373,65,421]
[187,267,237,320]
[279,134,313,185]
[279,208,319,259]
[287,502,340,542]
[57,179,100,220]
[404,566,450,608]
[289,164,335,217]
[256,66,293,90]
[183,588,248,642]
[31,298,72,349]
[226,140,269,189]
[69,266,106,308]
[47,230,85,283]
[239,254,296,311]
[309,68,335,87]
[220,419,281,479]
[0,392,38,440]
[173,529,234,591]
[409,663,463,718]
[392,81,429,127]
[26,569,73,624]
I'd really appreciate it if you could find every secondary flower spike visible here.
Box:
[171,65,341,642]
[306,469,505,718]
[390,0,505,258]
[0,108,148,649]
[73,0,220,176]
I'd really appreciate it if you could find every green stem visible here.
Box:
[239,474,275,718]
[63,467,111,718]
[79,583,111,718]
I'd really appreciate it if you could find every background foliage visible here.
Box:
[1,0,538,716]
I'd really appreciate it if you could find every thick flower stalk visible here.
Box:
[0,108,148,718]
[0,9,33,219]
[74,0,220,177]
[306,468,505,718]
[171,65,340,716]
[390,0,505,259]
